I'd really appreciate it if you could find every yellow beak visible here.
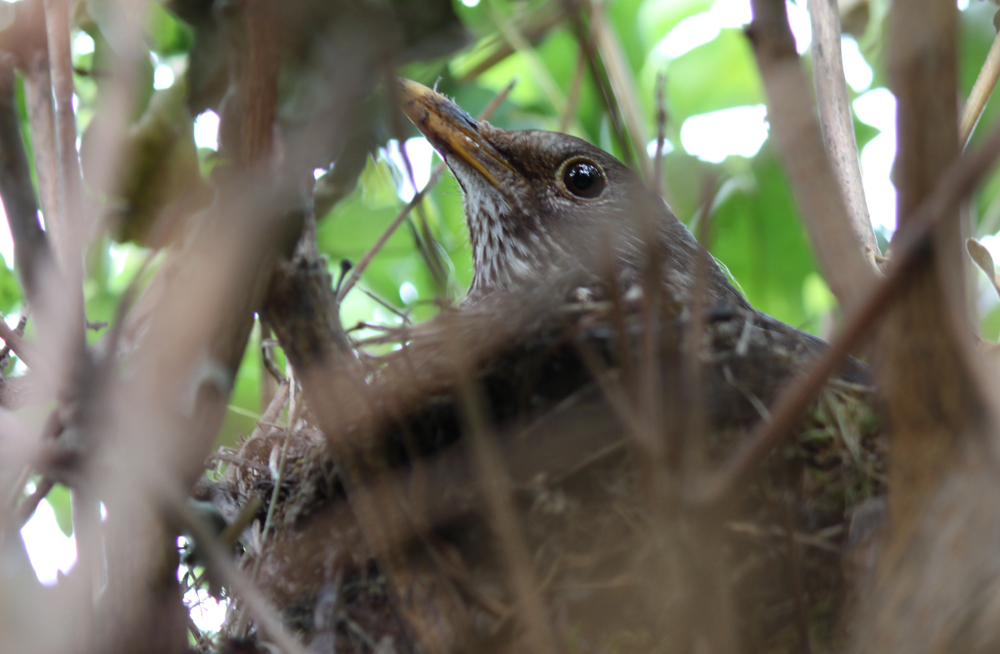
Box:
[397,79,513,189]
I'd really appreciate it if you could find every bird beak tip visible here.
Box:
[395,78,510,189]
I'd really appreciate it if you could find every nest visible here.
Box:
[195,293,884,654]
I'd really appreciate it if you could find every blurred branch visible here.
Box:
[697,115,1000,506]
[879,0,975,545]
[558,46,587,132]
[336,80,515,303]
[239,0,279,165]
[21,50,60,238]
[0,56,53,303]
[562,0,634,167]
[590,0,651,180]
[748,0,879,314]
[489,9,568,118]
[807,0,880,261]
[0,317,35,367]
[960,29,1000,148]
[652,71,667,198]
[42,0,84,272]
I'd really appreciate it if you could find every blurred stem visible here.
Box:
[42,0,85,279]
[590,0,651,180]
[558,46,587,132]
[561,0,634,167]
[0,57,52,303]
[960,29,1000,149]
[696,109,1000,506]
[21,48,60,241]
[652,71,667,199]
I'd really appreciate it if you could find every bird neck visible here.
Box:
[464,195,559,299]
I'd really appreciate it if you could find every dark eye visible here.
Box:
[561,159,606,199]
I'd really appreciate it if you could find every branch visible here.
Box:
[747,0,879,313]
[591,2,651,179]
[880,0,974,544]
[0,56,52,303]
[0,317,35,367]
[807,0,880,260]
[42,0,84,270]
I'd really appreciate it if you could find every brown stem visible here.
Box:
[562,0,634,167]
[881,0,974,543]
[20,49,60,237]
[0,57,52,303]
[591,1,650,179]
[42,0,83,271]
[0,317,35,367]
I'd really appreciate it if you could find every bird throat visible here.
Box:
[457,165,558,300]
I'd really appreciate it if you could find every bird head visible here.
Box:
[398,79,742,307]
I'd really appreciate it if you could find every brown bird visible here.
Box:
[397,79,845,367]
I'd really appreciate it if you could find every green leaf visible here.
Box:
[709,146,818,330]
[655,28,763,124]
[46,483,74,538]
[0,263,22,314]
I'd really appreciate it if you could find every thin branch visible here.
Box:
[590,1,651,180]
[695,116,1000,506]
[960,28,1000,148]
[562,0,634,167]
[748,0,879,313]
[42,0,84,271]
[558,45,587,133]
[807,0,880,260]
[652,71,667,199]
[20,49,60,237]
[0,56,52,302]
[337,80,516,302]
[0,317,35,367]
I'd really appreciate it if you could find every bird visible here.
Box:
[398,79,744,308]
[397,79,848,371]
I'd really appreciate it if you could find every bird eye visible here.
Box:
[560,159,606,200]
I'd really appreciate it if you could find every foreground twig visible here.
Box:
[590,1,651,180]
[807,0,879,261]
[697,116,1000,506]
[453,338,561,654]
[748,0,879,311]
[0,57,53,302]
[41,0,88,336]
[0,317,34,367]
